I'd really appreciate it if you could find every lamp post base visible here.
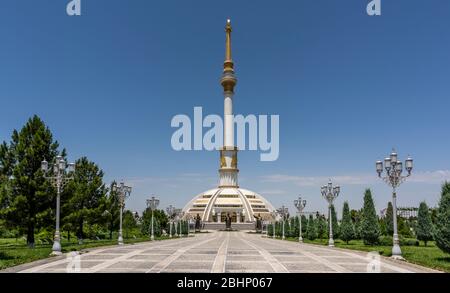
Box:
[151,235,155,241]
[328,238,335,247]
[118,236,124,245]
[51,239,62,256]
[299,237,303,243]
[391,244,403,260]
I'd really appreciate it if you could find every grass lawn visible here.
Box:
[0,236,173,270]
[282,237,450,272]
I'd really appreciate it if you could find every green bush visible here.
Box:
[379,235,393,246]
[400,237,420,247]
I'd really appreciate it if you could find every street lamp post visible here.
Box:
[376,150,413,259]
[294,196,307,243]
[179,211,185,237]
[271,210,277,239]
[146,196,160,241]
[174,209,182,237]
[277,206,289,240]
[41,156,75,255]
[166,205,175,238]
[321,180,340,247]
[112,181,132,245]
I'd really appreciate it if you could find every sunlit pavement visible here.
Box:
[15,231,436,273]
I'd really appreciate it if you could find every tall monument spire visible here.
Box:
[219,19,239,188]
[223,19,234,75]
[181,19,276,225]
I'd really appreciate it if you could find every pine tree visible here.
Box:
[63,157,106,242]
[385,202,394,236]
[102,181,120,240]
[306,214,317,240]
[340,202,355,244]
[435,182,450,253]
[0,116,59,247]
[416,201,434,246]
[361,189,380,245]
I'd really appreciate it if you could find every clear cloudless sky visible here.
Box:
[1,0,450,216]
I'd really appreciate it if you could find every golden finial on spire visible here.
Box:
[225,19,232,64]
[221,19,237,92]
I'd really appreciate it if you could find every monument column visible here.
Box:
[219,19,239,188]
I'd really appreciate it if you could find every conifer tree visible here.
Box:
[0,115,59,247]
[340,202,355,244]
[361,189,380,245]
[316,215,327,239]
[435,182,450,253]
[301,215,307,233]
[328,204,339,239]
[306,214,317,240]
[385,202,394,236]
[416,201,434,246]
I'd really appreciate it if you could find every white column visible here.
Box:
[237,211,240,223]
[217,212,221,223]
[224,92,234,147]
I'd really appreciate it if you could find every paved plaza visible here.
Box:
[14,231,435,273]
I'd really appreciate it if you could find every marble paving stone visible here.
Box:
[15,231,436,273]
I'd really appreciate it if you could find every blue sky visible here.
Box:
[1,0,450,217]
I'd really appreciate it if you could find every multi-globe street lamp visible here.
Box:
[166,205,176,238]
[112,181,132,245]
[294,197,307,243]
[376,150,413,259]
[277,206,289,240]
[321,180,340,247]
[146,196,160,241]
[41,156,75,255]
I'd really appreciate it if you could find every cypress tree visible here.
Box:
[435,182,450,253]
[306,214,317,240]
[351,209,362,239]
[361,189,380,245]
[416,201,434,246]
[328,204,339,239]
[316,215,327,239]
[340,202,355,244]
[385,202,394,236]
[301,215,307,233]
